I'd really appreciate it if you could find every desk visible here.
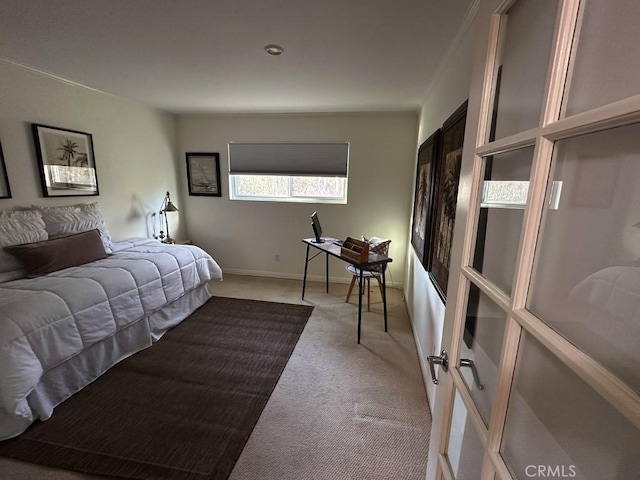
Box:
[301,238,393,343]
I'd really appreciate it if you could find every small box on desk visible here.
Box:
[340,237,369,263]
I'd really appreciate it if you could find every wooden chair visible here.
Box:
[345,237,391,311]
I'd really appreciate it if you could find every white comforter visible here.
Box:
[0,239,222,439]
[569,265,640,392]
[570,265,640,319]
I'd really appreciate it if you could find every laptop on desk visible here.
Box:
[310,212,344,245]
[310,212,325,243]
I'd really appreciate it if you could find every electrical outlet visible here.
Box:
[275,254,280,261]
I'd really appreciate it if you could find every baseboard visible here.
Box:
[222,268,403,288]
[405,294,436,410]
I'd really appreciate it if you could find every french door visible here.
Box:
[427,0,640,479]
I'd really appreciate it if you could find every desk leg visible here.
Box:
[302,243,310,300]
[325,252,329,293]
[357,268,363,344]
[382,267,388,332]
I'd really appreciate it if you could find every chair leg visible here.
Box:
[374,275,384,301]
[366,277,371,312]
[345,275,357,303]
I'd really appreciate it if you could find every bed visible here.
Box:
[567,265,640,393]
[0,206,223,440]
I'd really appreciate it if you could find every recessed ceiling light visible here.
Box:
[264,44,284,56]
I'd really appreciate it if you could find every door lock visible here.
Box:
[427,350,448,384]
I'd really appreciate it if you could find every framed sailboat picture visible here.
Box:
[186,152,221,197]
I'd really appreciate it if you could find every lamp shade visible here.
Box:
[161,191,179,213]
[164,201,178,212]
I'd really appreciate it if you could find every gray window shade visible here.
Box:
[228,142,349,177]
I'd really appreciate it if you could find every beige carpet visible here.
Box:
[0,275,432,480]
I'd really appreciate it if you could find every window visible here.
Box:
[228,142,349,203]
[480,180,562,210]
[481,180,530,208]
[46,165,97,189]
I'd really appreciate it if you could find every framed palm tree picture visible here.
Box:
[32,124,99,197]
[410,129,440,270]
[0,141,11,199]
[429,100,468,302]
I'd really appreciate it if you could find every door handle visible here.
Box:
[460,358,484,390]
[427,350,448,384]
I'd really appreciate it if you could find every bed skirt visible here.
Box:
[0,283,212,440]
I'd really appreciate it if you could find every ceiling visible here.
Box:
[0,0,474,114]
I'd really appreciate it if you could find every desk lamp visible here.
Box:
[158,191,179,244]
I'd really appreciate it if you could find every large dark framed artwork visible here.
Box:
[32,124,99,197]
[411,129,440,269]
[186,152,222,196]
[0,141,11,199]
[429,100,468,302]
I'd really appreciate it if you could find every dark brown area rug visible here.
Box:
[0,296,313,480]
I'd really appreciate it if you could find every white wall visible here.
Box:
[0,61,180,240]
[405,10,477,406]
[177,113,418,285]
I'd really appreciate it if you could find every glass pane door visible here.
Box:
[429,0,640,479]
[446,391,485,479]
[565,0,640,116]
[529,122,640,393]
[473,147,534,294]
[460,285,507,426]
[502,333,640,479]
[490,0,559,141]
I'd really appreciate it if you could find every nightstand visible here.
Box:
[176,240,194,245]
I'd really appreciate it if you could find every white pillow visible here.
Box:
[0,270,27,283]
[34,203,113,253]
[0,210,48,274]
